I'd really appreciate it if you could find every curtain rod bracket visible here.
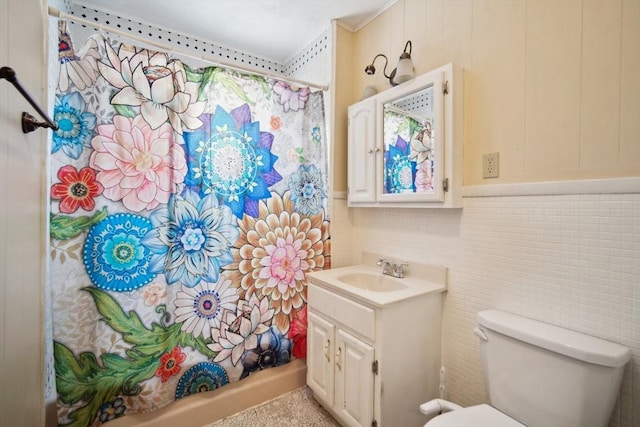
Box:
[22,112,57,133]
[1,66,58,133]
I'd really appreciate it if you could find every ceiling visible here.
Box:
[74,0,395,63]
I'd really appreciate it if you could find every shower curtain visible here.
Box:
[50,25,330,426]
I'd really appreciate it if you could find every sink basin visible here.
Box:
[307,256,447,306]
[337,272,408,292]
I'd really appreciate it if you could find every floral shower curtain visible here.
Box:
[51,24,330,426]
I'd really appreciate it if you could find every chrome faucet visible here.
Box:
[376,257,393,275]
[376,257,409,278]
[393,262,409,278]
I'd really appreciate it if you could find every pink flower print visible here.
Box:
[141,282,167,306]
[260,235,309,295]
[415,160,434,192]
[89,115,187,212]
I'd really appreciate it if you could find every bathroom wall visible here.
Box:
[333,1,639,426]
[346,0,640,187]
[0,0,48,425]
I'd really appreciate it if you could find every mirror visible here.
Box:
[381,85,436,195]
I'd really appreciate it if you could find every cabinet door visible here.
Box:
[334,329,375,427]
[348,98,377,204]
[377,70,446,203]
[307,311,335,406]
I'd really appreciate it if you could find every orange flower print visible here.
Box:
[270,115,281,131]
[223,192,330,333]
[155,347,186,383]
[51,165,103,213]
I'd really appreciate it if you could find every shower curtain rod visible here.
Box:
[48,6,329,92]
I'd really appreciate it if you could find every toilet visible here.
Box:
[422,310,631,427]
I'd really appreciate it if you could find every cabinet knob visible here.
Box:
[324,339,331,362]
[336,347,342,370]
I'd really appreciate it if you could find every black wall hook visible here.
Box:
[1,66,58,133]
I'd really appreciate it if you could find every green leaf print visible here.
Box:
[113,103,137,118]
[50,207,108,241]
[54,288,216,426]
[200,67,254,105]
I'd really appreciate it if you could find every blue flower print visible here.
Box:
[83,213,157,292]
[183,104,282,218]
[142,190,240,288]
[52,92,96,159]
[288,164,326,215]
[175,362,229,399]
[311,126,321,145]
[240,325,291,379]
[385,135,417,194]
[98,397,126,423]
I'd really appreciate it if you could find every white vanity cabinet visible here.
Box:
[347,63,463,208]
[306,280,444,427]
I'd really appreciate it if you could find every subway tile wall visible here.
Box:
[337,193,639,427]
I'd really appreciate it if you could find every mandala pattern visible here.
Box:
[83,213,156,291]
[184,104,282,219]
[175,362,229,399]
[385,135,416,194]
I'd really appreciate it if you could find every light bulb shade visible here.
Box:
[394,56,414,84]
[360,85,378,100]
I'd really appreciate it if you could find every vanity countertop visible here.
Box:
[307,255,447,308]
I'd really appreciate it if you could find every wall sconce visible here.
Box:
[364,41,415,86]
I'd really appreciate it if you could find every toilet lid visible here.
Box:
[425,404,525,427]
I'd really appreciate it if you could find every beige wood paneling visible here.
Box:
[346,0,639,185]
[442,0,473,71]
[619,0,640,173]
[467,0,526,184]
[333,24,354,192]
[423,0,443,71]
[579,0,622,172]
[524,0,582,180]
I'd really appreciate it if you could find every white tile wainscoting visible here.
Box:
[332,185,639,427]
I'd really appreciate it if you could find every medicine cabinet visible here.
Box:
[348,63,463,208]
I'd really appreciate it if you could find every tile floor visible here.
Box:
[204,386,341,426]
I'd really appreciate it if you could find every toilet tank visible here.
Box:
[476,310,630,427]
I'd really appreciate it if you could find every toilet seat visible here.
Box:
[424,404,525,427]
